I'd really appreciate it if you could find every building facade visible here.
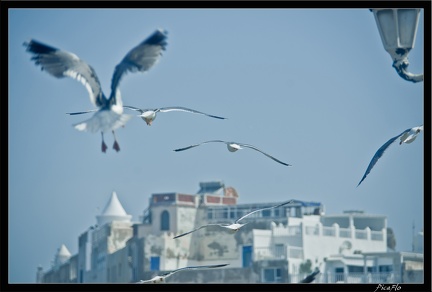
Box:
[36,181,424,284]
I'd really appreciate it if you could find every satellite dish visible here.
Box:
[339,240,352,254]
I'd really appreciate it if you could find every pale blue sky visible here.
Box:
[8,7,425,283]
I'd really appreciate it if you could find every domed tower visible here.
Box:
[90,191,134,282]
[96,191,132,226]
[53,244,71,268]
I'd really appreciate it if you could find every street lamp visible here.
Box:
[371,8,423,83]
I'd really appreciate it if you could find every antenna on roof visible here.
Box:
[412,220,415,252]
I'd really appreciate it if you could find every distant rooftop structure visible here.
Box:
[413,230,424,253]
[53,244,71,267]
[290,199,321,207]
[322,210,387,231]
[96,191,132,226]
[343,210,365,214]
[197,181,225,195]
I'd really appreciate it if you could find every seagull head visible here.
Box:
[400,126,423,144]
[415,126,423,133]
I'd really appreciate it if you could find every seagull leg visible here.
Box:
[101,132,108,153]
[112,130,120,152]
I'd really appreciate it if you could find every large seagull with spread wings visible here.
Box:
[24,29,168,152]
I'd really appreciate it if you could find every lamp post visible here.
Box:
[371,8,423,83]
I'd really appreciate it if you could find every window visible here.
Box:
[274,244,285,258]
[335,267,345,282]
[262,209,271,217]
[207,209,213,220]
[262,268,282,283]
[379,265,393,282]
[288,207,296,217]
[348,265,364,273]
[379,265,393,272]
[295,207,302,218]
[160,210,169,231]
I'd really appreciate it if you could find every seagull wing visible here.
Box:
[299,276,314,283]
[158,106,226,120]
[235,200,294,223]
[173,224,224,239]
[357,128,412,187]
[24,39,105,108]
[66,109,99,115]
[110,29,168,96]
[136,278,155,284]
[300,268,320,283]
[162,264,229,278]
[136,264,228,284]
[123,105,145,114]
[238,143,292,166]
[173,140,227,152]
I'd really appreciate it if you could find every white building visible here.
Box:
[252,209,388,282]
[39,191,135,283]
[37,181,424,284]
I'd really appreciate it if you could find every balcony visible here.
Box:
[254,246,304,261]
[303,223,385,241]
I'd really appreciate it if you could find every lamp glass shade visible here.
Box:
[397,9,420,49]
[373,8,420,51]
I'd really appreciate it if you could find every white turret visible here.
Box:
[53,244,71,268]
[96,191,132,226]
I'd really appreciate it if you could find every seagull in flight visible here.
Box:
[123,105,226,126]
[173,140,292,166]
[299,267,320,283]
[357,125,424,187]
[173,200,294,239]
[136,264,229,284]
[24,29,168,153]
